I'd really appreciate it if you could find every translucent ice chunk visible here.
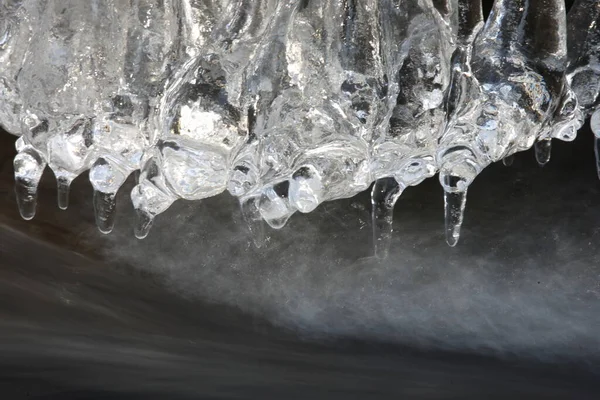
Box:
[438,0,577,245]
[566,0,600,114]
[258,182,296,229]
[88,1,180,229]
[289,166,324,214]
[566,0,600,177]
[0,0,47,135]
[129,1,280,238]
[231,0,373,229]
[369,0,458,254]
[228,0,300,200]
[132,54,245,236]
[335,0,387,135]
[288,142,371,213]
[4,0,596,246]
[14,0,180,219]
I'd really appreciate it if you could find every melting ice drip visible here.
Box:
[1,0,599,256]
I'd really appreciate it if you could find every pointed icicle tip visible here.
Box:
[240,195,267,248]
[93,190,117,234]
[89,158,129,234]
[134,208,154,240]
[371,177,404,260]
[14,149,46,221]
[444,189,468,247]
[439,157,480,247]
[55,175,72,210]
[594,137,600,182]
[534,139,552,166]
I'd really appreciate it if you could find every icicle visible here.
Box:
[371,177,404,259]
[13,146,46,221]
[502,155,514,166]
[591,108,600,180]
[55,174,72,210]
[444,187,467,247]
[594,138,600,181]
[591,108,600,138]
[439,156,480,247]
[134,208,154,240]
[240,195,266,248]
[258,182,295,229]
[93,191,117,234]
[129,189,156,239]
[89,158,128,234]
[534,139,552,166]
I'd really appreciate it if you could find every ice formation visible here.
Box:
[439,0,583,246]
[567,0,600,177]
[1,0,598,252]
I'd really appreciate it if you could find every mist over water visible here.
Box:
[90,130,600,365]
[1,128,599,398]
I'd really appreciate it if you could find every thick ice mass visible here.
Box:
[1,0,597,252]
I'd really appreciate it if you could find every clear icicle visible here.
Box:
[444,188,468,247]
[371,177,404,259]
[55,174,72,210]
[439,157,480,247]
[240,195,266,248]
[591,109,600,180]
[534,139,552,166]
[93,190,117,234]
[591,107,600,139]
[594,137,600,181]
[13,146,46,221]
[134,208,154,240]
[502,155,514,166]
[89,158,128,234]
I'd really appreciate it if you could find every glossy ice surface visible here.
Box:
[1,0,597,250]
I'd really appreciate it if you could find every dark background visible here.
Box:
[2,1,599,398]
[2,121,600,399]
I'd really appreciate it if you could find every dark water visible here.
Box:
[1,116,600,398]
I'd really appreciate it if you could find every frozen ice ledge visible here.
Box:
[1,0,599,255]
